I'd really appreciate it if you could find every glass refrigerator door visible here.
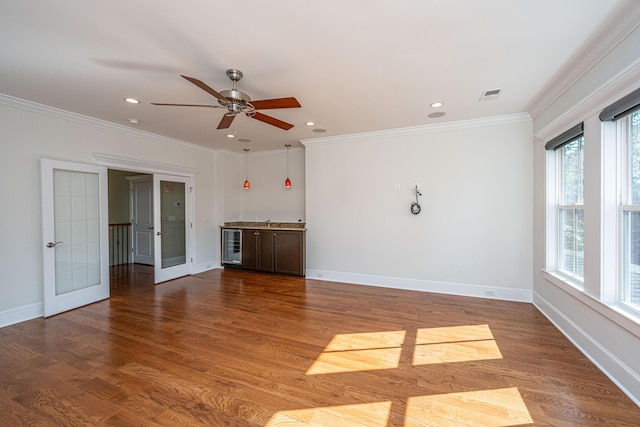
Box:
[222,229,242,264]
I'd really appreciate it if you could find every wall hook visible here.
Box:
[411,184,422,214]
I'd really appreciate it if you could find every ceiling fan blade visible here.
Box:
[250,112,294,130]
[181,75,228,102]
[217,114,236,130]
[250,97,301,110]
[151,103,217,107]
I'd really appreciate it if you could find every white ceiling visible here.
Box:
[0,0,636,152]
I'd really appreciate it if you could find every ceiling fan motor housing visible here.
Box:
[219,89,252,114]
[219,89,251,104]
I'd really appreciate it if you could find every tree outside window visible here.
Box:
[558,136,584,280]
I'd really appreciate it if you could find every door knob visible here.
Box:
[156,231,162,236]
[147,226,154,230]
[46,241,62,248]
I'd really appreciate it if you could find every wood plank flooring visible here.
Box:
[1,264,639,426]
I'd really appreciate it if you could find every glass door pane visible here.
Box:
[41,159,109,317]
[153,174,191,283]
[53,170,102,295]
[160,180,186,268]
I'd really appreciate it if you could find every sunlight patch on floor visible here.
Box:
[266,388,532,427]
[281,326,531,425]
[306,347,403,375]
[325,330,406,351]
[266,401,392,426]
[405,387,533,426]
[413,340,503,365]
[307,325,503,374]
[306,331,405,375]
[413,324,503,365]
[415,324,495,344]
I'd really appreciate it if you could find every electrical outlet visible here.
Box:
[484,290,495,296]
[394,184,400,191]
[317,273,324,278]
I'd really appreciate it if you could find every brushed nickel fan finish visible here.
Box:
[152,68,301,130]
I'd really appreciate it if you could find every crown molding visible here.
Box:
[301,113,531,147]
[214,146,305,159]
[93,153,200,176]
[535,58,640,142]
[0,93,215,155]
[527,2,640,120]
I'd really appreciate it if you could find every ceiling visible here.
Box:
[0,0,635,152]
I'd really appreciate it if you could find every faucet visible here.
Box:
[265,219,271,227]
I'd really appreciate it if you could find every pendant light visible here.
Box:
[284,144,292,188]
[243,148,250,189]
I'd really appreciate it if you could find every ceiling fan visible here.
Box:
[151,69,301,131]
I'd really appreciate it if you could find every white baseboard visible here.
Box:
[193,260,221,274]
[533,292,640,407]
[0,302,43,328]
[304,269,532,303]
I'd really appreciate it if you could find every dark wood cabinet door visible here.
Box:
[257,230,274,272]
[235,228,304,276]
[242,230,257,270]
[274,231,305,276]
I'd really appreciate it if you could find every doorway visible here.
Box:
[103,156,197,285]
[126,174,154,265]
[42,155,197,317]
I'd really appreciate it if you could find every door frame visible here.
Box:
[94,153,199,283]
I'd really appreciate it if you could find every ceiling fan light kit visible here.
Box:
[152,68,301,133]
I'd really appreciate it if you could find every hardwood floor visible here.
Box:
[1,264,639,426]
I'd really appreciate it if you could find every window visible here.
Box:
[558,136,585,281]
[620,110,640,313]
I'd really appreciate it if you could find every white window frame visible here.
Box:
[553,136,585,287]
[618,111,640,317]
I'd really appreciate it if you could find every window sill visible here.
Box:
[541,269,640,338]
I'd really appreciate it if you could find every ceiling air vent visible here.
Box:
[479,89,501,101]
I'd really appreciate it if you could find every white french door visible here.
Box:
[41,159,109,317]
[153,174,192,283]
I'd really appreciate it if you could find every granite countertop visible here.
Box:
[221,221,306,231]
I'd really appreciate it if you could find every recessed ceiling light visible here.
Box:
[305,121,315,126]
[124,98,140,104]
[128,118,139,124]
[238,138,251,143]
[313,128,327,133]
[226,133,235,138]
[430,102,444,108]
[428,112,446,118]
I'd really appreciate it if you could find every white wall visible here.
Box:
[222,147,306,223]
[531,22,640,404]
[0,97,220,325]
[303,115,533,301]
